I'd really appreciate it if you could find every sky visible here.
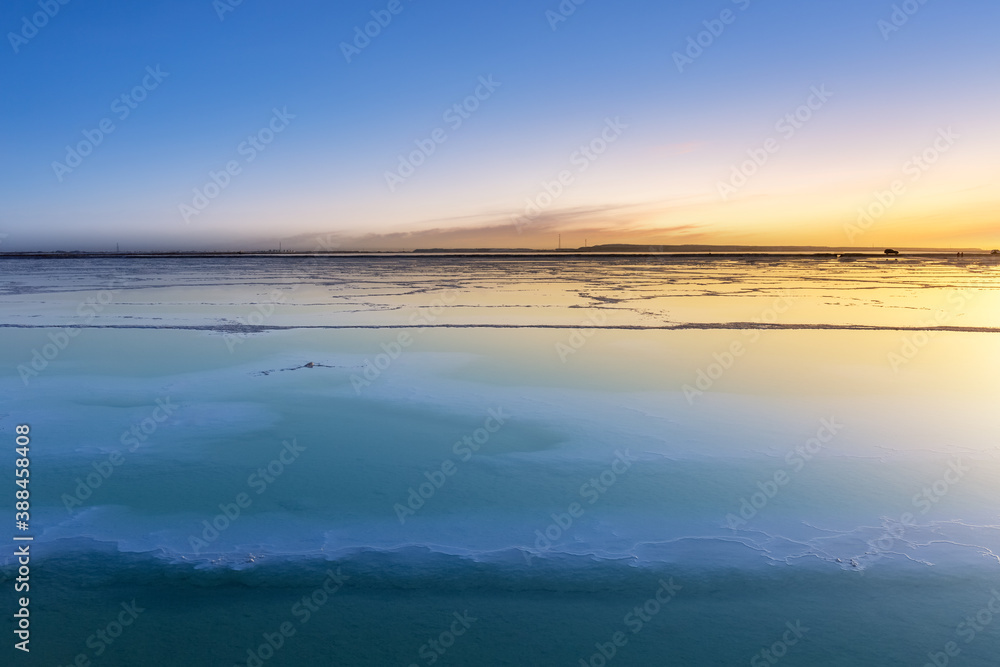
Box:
[1,0,998,251]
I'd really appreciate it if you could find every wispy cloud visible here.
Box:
[285,201,713,251]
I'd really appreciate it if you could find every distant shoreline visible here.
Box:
[0,250,992,260]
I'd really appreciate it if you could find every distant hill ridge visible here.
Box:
[413,244,986,253]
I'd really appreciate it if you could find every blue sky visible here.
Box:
[1,0,998,250]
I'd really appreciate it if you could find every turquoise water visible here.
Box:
[2,256,999,665]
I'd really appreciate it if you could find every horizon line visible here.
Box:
[1,244,996,257]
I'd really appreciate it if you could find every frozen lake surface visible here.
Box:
[1,255,998,665]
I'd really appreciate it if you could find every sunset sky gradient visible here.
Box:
[1,0,997,251]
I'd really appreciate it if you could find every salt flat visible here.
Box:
[1,255,998,666]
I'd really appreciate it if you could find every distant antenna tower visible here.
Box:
[558,234,561,250]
